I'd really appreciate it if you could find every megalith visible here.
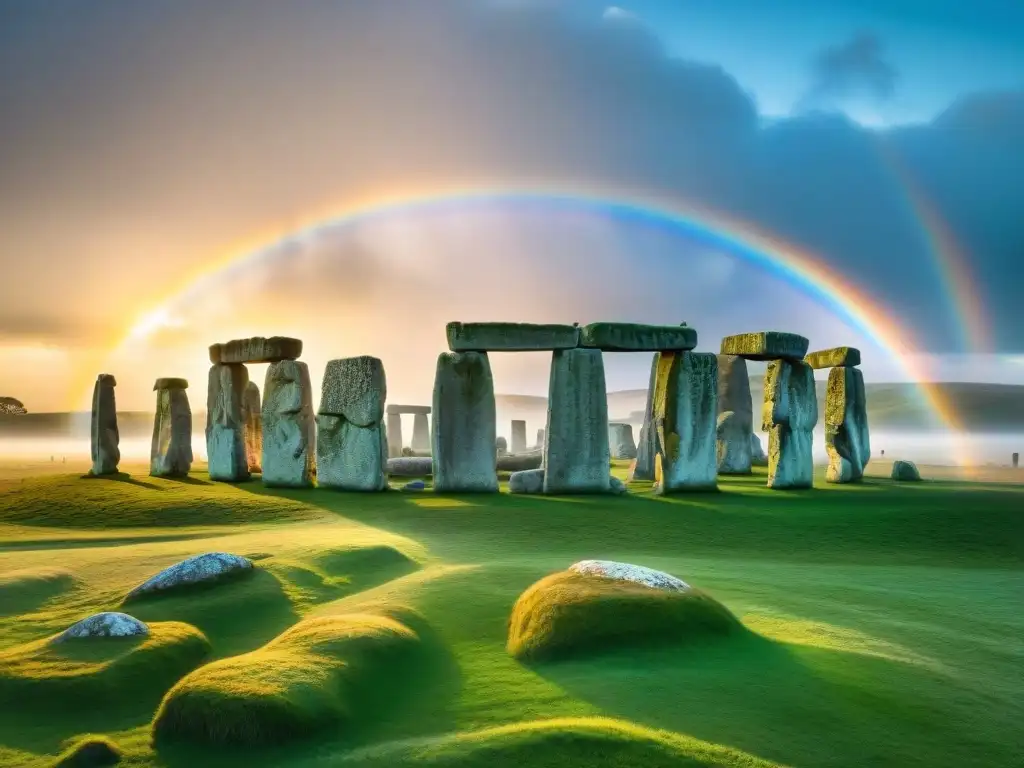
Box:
[432,351,498,493]
[535,428,545,450]
[90,374,120,476]
[762,359,818,489]
[411,411,431,452]
[261,360,316,488]
[628,353,660,482]
[386,412,404,459]
[716,354,753,474]
[608,422,637,460]
[810,348,870,483]
[150,378,192,478]
[652,352,719,493]
[543,347,611,494]
[317,356,388,491]
[496,436,509,456]
[206,364,250,482]
[242,381,262,473]
[510,419,527,454]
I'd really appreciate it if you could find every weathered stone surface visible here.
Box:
[750,433,768,466]
[498,451,544,472]
[446,322,580,352]
[316,415,388,491]
[805,346,861,370]
[535,428,545,449]
[716,355,753,475]
[319,356,386,426]
[608,422,637,460]
[387,455,433,477]
[510,420,527,454]
[568,560,690,591]
[653,352,719,493]
[209,336,302,365]
[824,366,870,483]
[261,360,315,488]
[153,378,188,391]
[609,476,628,495]
[386,412,404,459]
[543,348,611,494]
[242,381,262,474]
[90,373,120,476]
[411,413,431,453]
[151,387,192,478]
[432,351,498,492]
[891,460,921,481]
[721,332,809,361]
[509,468,545,494]
[386,403,431,415]
[125,553,253,601]
[52,612,149,643]
[629,353,659,482]
[206,364,250,482]
[762,360,818,489]
[578,322,697,352]
[496,436,508,456]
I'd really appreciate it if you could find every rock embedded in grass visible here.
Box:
[509,468,545,494]
[124,553,253,602]
[568,560,690,591]
[892,460,922,481]
[52,612,149,643]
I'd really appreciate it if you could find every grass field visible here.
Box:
[0,459,1022,767]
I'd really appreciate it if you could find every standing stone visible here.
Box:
[207,364,250,482]
[496,436,509,456]
[716,354,753,474]
[608,423,637,460]
[535,428,545,450]
[151,380,192,478]
[90,374,120,476]
[432,352,498,493]
[750,432,768,466]
[652,352,718,493]
[386,412,404,459]
[411,413,431,452]
[543,348,611,494]
[317,356,388,491]
[242,382,262,473]
[762,360,818,490]
[261,360,315,488]
[628,353,659,482]
[510,420,527,454]
[824,365,870,483]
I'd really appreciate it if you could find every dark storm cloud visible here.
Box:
[800,32,899,108]
[0,0,1022,352]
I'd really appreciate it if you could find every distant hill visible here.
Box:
[2,380,1023,438]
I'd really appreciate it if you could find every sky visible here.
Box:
[0,0,1022,411]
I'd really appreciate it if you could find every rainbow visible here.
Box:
[103,184,973,462]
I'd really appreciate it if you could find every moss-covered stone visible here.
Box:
[578,323,697,352]
[892,460,921,481]
[805,346,861,369]
[446,322,580,351]
[721,332,809,361]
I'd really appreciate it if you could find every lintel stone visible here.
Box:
[385,403,432,415]
[579,322,697,352]
[805,346,861,369]
[720,331,809,361]
[209,336,302,365]
[446,322,580,352]
[153,377,189,391]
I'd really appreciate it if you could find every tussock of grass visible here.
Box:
[0,566,77,617]
[339,716,783,767]
[0,621,210,712]
[507,570,739,661]
[152,607,428,747]
[52,734,122,767]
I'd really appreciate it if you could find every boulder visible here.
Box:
[578,322,697,352]
[90,373,120,476]
[319,356,386,427]
[260,360,316,488]
[891,460,921,481]
[386,455,433,477]
[750,433,768,466]
[568,560,690,591]
[411,413,431,452]
[543,348,611,494]
[805,346,861,369]
[153,378,189,391]
[715,355,753,474]
[721,331,809,361]
[432,351,498,492]
[317,415,388,491]
[386,412,404,458]
[608,422,637,460]
[509,468,545,494]
[242,381,262,473]
[496,436,508,456]
[124,552,253,601]
[52,612,149,643]
[652,352,719,493]
[609,475,628,495]
[510,419,527,454]
[206,364,250,482]
[629,353,659,482]
[209,336,302,365]
[151,386,193,478]
[498,451,544,472]
[825,365,870,483]
[446,321,580,352]
[762,360,818,489]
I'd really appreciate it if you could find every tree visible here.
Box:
[0,397,27,415]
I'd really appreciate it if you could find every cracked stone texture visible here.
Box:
[629,353,659,482]
[262,360,316,488]
[90,374,120,476]
[125,553,253,601]
[206,363,250,482]
[209,336,302,365]
[805,346,861,370]
[432,351,498,492]
[446,321,580,352]
[653,352,719,493]
[720,331,809,361]
[316,414,389,491]
[578,322,697,352]
[716,354,753,475]
[825,365,871,483]
[52,612,149,643]
[319,356,387,426]
[762,359,818,489]
[568,560,691,591]
[151,387,192,478]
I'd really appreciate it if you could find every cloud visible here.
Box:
[0,0,1021,364]
[799,31,900,109]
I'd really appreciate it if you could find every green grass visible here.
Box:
[0,463,1022,767]
[51,735,122,767]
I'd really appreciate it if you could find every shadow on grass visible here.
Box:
[167,475,214,486]
[79,472,163,491]
[0,568,76,617]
